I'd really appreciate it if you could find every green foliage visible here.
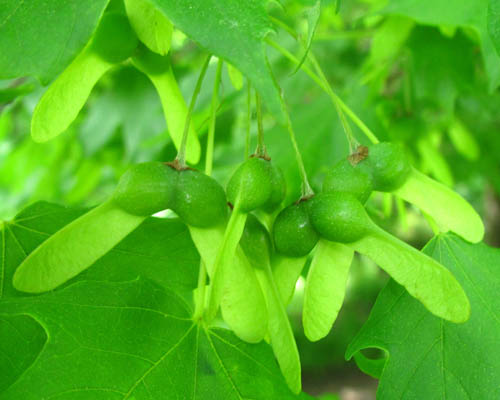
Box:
[1,0,499,397]
[1,202,309,399]
[383,0,500,91]
[488,0,500,54]
[112,161,176,216]
[151,0,285,121]
[12,201,145,293]
[346,234,500,399]
[0,0,109,83]
[125,0,173,55]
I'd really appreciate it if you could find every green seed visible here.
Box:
[309,192,372,243]
[226,157,273,212]
[366,142,411,192]
[112,162,177,216]
[173,169,227,227]
[240,213,272,269]
[262,164,287,213]
[273,199,319,257]
[323,158,373,203]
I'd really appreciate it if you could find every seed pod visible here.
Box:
[262,164,287,213]
[366,142,411,192]
[240,213,272,269]
[309,192,372,243]
[112,162,177,216]
[226,157,273,212]
[273,199,319,257]
[323,158,373,203]
[173,169,227,228]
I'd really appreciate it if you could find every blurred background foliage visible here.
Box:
[1,0,499,398]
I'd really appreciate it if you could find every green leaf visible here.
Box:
[346,233,500,399]
[394,168,484,243]
[189,222,268,344]
[0,82,35,104]
[352,226,470,323]
[2,201,199,299]
[368,16,415,67]
[448,118,480,161]
[292,0,321,75]
[0,0,109,83]
[0,202,311,398]
[0,314,47,392]
[31,49,113,142]
[125,0,173,55]
[363,16,415,82]
[406,27,475,113]
[383,0,500,91]
[150,0,285,122]
[488,0,500,55]
[12,200,146,293]
[303,240,354,342]
[79,66,165,158]
[352,351,386,380]
[416,132,454,187]
[0,280,307,399]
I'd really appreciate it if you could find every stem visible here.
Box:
[280,92,314,197]
[403,52,412,113]
[193,59,224,322]
[205,58,223,176]
[245,80,252,160]
[266,38,379,145]
[193,261,207,321]
[206,203,248,323]
[176,54,212,167]
[335,100,357,152]
[255,92,267,157]
[395,196,408,231]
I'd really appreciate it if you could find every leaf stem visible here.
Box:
[255,92,267,157]
[266,37,379,144]
[279,92,314,197]
[205,58,223,176]
[245,80,252,160]
[206,202,248,322]
[193,261,207,321]
[176,54,212,167]
[193,58,224,321]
